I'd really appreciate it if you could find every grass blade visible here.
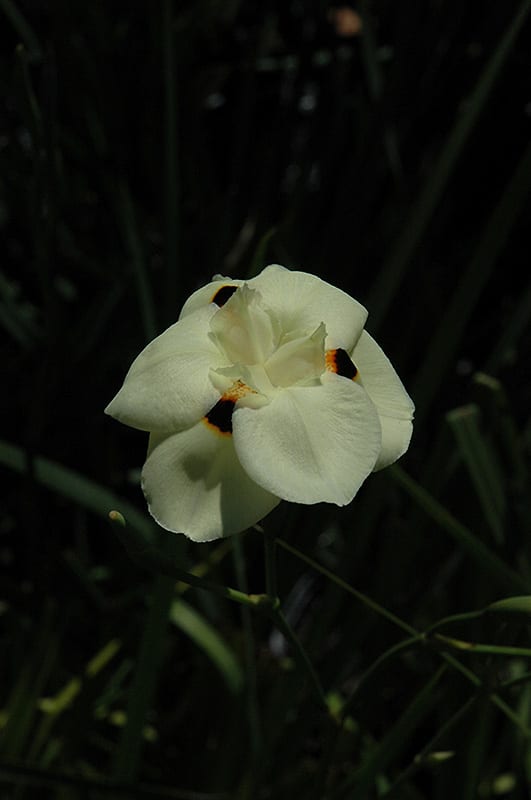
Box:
[162,0,180,319]
[335,667,446,798]
[169,599,243,695]
[389,465,529,594]
[112,571,175,782]
[412,137,531,417]
[368,0,531,330]
[115,181,157,342]
[446,404,506,544]
[0,438,157,545]
[2,1,42,60]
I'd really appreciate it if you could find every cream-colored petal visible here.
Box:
[351,331,414,470]
[105,306,226,433]
[249,265,367,351]
[142,422,280,542]
[265,322,326,387]
[209,284,280,365]
[232,372,381,506]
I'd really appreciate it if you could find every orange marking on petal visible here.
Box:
[325,348,359,381]
[202,380,257,435]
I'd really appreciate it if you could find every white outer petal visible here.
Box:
[105,306,226,433]
[351,331,414,471]
[179,276,245,319]
[232,372,382,506]
[142,425,280,542]
[248,264,368,351]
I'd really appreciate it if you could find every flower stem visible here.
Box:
[276,537,416,636]
[264,529,277,600]
[109,510,270,610]
[269,606,328,709]
[232,536,262,777]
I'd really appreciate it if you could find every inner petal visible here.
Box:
[209,284,280,365]
[210,364,273,406]
[265,322,326,387]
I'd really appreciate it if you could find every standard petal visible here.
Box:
[105,306,227,433]
[249,264,368,351]
[142,424,280,542]
[209,284,280,365]
[232,372,382,506]
[351,331,414,470]
[179,275,245,319]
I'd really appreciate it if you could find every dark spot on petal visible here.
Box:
[331,348,358,379]
[211,285,238,307]
[204,397,235,434]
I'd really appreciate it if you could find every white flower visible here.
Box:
[105,265,414,542]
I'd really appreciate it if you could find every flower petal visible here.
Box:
[265,322,326,387]
[351,331,414,470]
[142,424,280,542]
[105,306,226,432]
[209,284,280,365]
[232,372,382,506]
[249,265,368,351]
[179,275,245,319]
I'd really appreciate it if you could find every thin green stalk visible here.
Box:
[424,609,485,634]
[383,695,477,796]
[1,0,41,59]
[389,466,530,593]
[277,537,530,735]
[109,511,270,611]
[162,0,179,318]
[116,182,157,342]
[368,0,531,331]
[500,671,531,691]
[434,633,531,659]
[269,606,327,709]
[440,652,530,736]
[340,636,420,720]
[413,136,531,419]
[316,636,420,798]
[333,666,447,799]
[112,572,175,782]
[231,536,262,769]
[276,537,416,636]
[264,531,277,600]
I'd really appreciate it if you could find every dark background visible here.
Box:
[1,2,531,798]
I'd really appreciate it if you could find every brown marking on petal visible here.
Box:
[325,348,359,381]
[203,380,257,436]
[211,285,238,307]
[204,398,235,435]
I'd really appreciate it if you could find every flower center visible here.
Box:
[209,285,327,397]
[203,283,361,435]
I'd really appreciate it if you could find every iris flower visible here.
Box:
[105,265,414,541]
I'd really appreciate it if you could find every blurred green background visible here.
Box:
[1,1,531,798]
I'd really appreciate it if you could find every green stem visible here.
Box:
[340,636,420,720]
[162,0,179,319]
[109,512,270,610]
[277,536,531,736]
[276,537,416,636]
[112,572,175,782]
[424,609,485,634]
[382,695,477,796]
[232,536,262,768]
[269,607,327,709]
[434,633,531,658]
[264,531,277,600]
